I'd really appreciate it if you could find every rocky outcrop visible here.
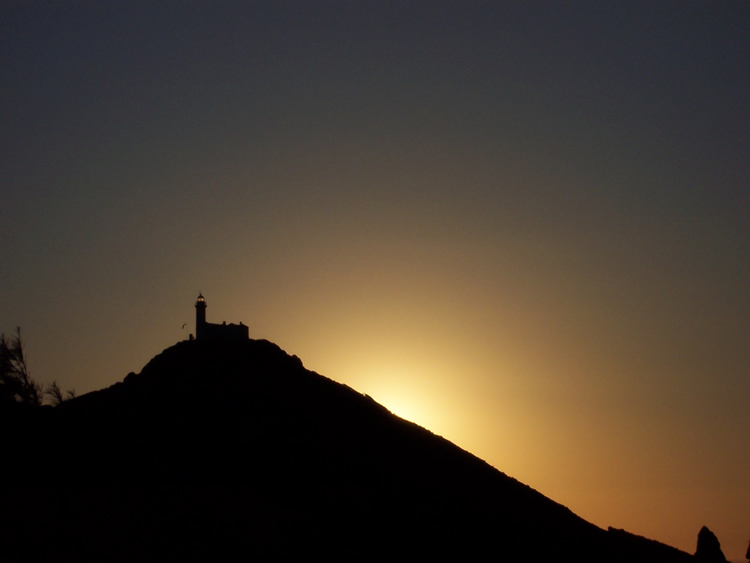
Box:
[695,526,727,562]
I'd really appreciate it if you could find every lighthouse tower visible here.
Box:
[193,293,249,341]
[195,293,207,339]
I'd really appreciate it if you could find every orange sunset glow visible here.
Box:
[2,2,749,560]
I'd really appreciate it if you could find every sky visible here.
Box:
[2,1,749,559]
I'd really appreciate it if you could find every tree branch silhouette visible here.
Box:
[44,380,76,406]
[45,380,64,406]
[0,327,41,406]
[1,327,75,406]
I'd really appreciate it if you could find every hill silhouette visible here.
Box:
[1,339,697,562]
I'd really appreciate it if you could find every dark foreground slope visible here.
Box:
[1,340,693,562]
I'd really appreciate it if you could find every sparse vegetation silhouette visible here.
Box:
[0,328,41,406]
[0,327,74,407]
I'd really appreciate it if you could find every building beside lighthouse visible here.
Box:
[194,293,249,341]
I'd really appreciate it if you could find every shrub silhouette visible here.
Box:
[45,380,76,406]
[1,327,75,407]
[0,327,41,406]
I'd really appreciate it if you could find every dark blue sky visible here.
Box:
[2,2,749,558]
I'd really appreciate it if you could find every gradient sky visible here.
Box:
[2,2,749,559]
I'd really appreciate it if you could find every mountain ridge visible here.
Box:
[1,339,696,562]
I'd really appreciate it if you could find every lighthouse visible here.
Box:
[193,293,248,341]
[195,293,207,339]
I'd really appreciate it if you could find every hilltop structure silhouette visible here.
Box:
[0,299,722,561]
[193,293,248,341]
